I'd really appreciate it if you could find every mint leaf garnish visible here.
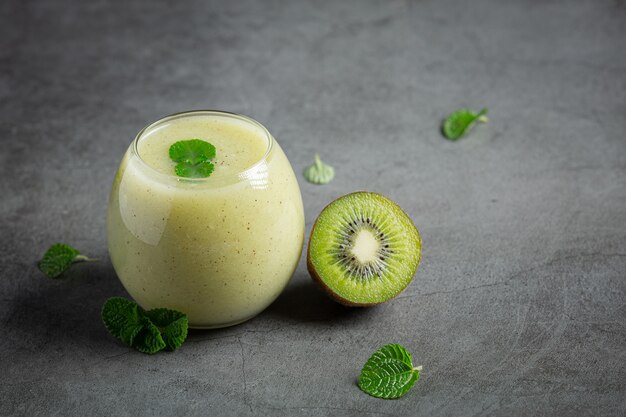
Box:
[101,297,188,354]
[442,108,488,140]
[143,308,189,351]
[174,160,215,178]
[358,344,422,399]
[169,139,216,178]
[38,243,96,278]
[303,154,334,185]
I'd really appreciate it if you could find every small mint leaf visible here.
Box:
[169,139,216,164]
[132,316,166,354]
[144,308,189,351]
[175,161,215,178]
[358,344,422,399]
[38,243,94,278]
[101,297,145,346]
[442,108,488,140]
[303,154,334,185]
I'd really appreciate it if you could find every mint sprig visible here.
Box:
[358,344,422,399]
[38,243,96,278]
[143,308,189,351]
[132,317,167,354]
[101,297,188,354]
[303,154,334,185]
[169,139,216,178]
[101,297,146,347]
[442,108,488,140]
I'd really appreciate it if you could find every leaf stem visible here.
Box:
[413,365,423,372]
[477,108,489,124]
[314,153,322,168]
[73,255,98,263]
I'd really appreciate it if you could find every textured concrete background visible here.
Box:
[1,0,625,416]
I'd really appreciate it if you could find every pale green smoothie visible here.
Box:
[107,111,305,328]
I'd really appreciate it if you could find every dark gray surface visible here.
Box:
[1,0,625,415]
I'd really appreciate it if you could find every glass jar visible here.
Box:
[107,110,305,328]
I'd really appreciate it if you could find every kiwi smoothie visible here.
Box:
[107,111,305,328]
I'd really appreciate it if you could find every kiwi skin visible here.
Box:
[306,191,421,307]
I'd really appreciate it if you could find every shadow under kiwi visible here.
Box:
[261,272,379,324]
[186,272,379,343]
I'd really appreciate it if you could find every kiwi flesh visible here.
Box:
[307,192,422,306]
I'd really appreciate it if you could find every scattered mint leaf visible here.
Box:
[144,308,189,351]
[101,297,145,346]
[169,139,216,178]
[132,316,166,354]
[101,297,188,354]
[38,243,96,278]
[358,344,422,399]
[442,108,488,140]
[303,154,334,185]
[174,160,215,178]
[169,139,216,164]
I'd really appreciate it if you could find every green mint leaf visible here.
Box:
[143,308,189,351]
[442,108,488,140]
[101,297,188,354]
[169,139,216,178]
[169,139,216,164]
[175,161,215,178]
[303,154,335,185]
[101,297,145,346]
[358,344,422,399]
[132,316,166,354]
[38,243,95,278]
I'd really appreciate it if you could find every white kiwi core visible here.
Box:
[350,229,381,264]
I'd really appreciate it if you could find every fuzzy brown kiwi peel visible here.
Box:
[307,192,422,306]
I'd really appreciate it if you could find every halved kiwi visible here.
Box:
[307,192,422,306]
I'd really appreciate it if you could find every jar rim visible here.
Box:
[130,110,274,185]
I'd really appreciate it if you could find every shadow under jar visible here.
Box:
[107,110,305,328]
